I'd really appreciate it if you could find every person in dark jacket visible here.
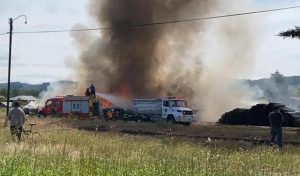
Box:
[268,107,284,148]
[85,88,91,97]
[90,84,96,98]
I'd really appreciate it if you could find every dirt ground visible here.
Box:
[6,116,298,145]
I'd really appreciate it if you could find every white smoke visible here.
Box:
[38,81,78,105]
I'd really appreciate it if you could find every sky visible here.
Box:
[0,0,299,84]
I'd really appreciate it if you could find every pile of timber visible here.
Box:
[218,103,296,127]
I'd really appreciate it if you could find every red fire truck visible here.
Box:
[38,95,101,119]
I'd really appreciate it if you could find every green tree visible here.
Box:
[0,96,6,102]
[0,88,42,98]
[11,89,21,97]
[270,70,285,86]
[278,26,300,39]
[0,89,6,97]
[267,70,290,103]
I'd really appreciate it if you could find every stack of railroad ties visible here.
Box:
[218,103,300,127]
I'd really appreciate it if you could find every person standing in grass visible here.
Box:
[268,106,284,149]
[6,101,26,141]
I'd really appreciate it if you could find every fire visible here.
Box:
[101,85,130,108]
[101,98,112,108]
[118,84,131,98]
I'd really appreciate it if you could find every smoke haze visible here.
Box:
[38,81,78,105]
[72,0,262,122]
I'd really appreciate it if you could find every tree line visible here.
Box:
[0,88,42,99]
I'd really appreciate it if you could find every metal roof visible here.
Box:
[10,95,38,101]
[0,102,12,107]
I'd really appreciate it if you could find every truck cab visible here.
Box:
[162,97,196,125]
[38,97,63,117]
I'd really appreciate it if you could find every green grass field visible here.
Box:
[0,112,299,175]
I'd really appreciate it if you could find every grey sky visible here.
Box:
[0,0,299,83]
[0,0,91,83]
[252,0,300,79]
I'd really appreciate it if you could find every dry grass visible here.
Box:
[0,112,299,175]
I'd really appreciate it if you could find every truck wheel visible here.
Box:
[136,115,142,122]
[184,122,191,126]
[38,112,45,118]
[167,115,175,124]
[57,113,62,118]
[133,114,142,122]
[51,110,57,118]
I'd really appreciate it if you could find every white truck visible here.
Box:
[132,97,196,125]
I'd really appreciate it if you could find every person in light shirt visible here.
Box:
[7,101,26,141]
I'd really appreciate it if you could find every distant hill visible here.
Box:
[0,81,76,90]
[244,76,300,108]
[0,82,50,91]
[0,81,77,98]
[0,76,299,100]
[245,76,300,88]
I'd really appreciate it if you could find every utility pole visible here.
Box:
[5,15,27,117]
[6,18,13,117]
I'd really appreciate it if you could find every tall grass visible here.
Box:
[0,123,299,176]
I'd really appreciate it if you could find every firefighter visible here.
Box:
[107,109,113,120]
[85,88,91,97]
[90,84,96,98]
[6,101,26,141]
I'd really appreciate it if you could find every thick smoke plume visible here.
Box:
[73,0,261,122]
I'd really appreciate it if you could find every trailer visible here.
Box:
[133,97,196,125]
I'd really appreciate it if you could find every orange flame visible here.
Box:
[101,98,112,108]
[118,84,131,98]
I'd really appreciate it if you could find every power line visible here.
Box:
[0,32,8,36]
[1,4,300,35]
[13,27,111,34]
[130,4,300,27]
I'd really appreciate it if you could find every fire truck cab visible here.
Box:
[38,97,63,117]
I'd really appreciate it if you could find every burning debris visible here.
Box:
[96,93,131,109]
[72,0,261,122]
